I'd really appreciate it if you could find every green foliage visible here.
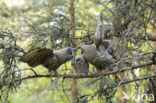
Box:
[0,0,156,103]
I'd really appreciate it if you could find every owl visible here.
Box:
[71,55,89,75]
[20,47,74,75]
[20,48,53,67]
[80,40,113,72]
[93,13,104,49]
[43,47,74,74]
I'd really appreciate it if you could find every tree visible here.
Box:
[0,0,156,103]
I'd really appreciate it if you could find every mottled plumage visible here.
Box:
[20,48,53,67]
[80,40,113,72]
[43,48,74,74]
[71,55,89,75]
[20,47,74,74]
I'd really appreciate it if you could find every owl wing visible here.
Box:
[20,48,53,67]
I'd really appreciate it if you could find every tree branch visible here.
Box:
[140,36,156,41]
[0,61,155,88]
[120,75,156,85]
[70,34,156,41]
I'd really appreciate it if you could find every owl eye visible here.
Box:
[76,58,81,63]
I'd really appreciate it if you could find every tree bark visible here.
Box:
[152,10,156,101]
[119,72,126,103]
[69,0,78,103]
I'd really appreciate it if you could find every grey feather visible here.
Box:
[71,55,89,75]
[43,47,74,74]
[80,40,113,72]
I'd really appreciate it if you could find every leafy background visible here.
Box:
[0,0,156,103]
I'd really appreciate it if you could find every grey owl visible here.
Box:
[71,55,89,75]
[80,40,113,72]
[20,47,74,75]
[43,47,74,75]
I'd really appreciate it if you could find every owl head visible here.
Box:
[98,40,111,51]
[66,48,74,60]
[97,40,113,62]
[71,55,89,75]
[80,44,97,62]
[74,56,84,65]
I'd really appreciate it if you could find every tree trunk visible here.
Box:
[119,72,126,103]
[152,10,156,101]
[69,0,78,103]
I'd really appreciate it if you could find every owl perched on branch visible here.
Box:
[94,13,104,49]
[20,47,74,75]
[71,55,89,75]
[80,40,113,72]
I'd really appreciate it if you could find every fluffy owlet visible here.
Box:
[20,47,74,75]
[80,40,113,72]
[71,55,89,75]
